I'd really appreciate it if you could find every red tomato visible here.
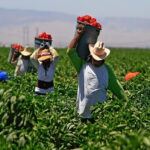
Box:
[83,15,91,22]
[96,23,102,29]
[85,15,91,19]
[47,34,52,40]
[77,15,102,29]
[90,18,96,23]
[41,32,46,37]
[84,21,90,24]
[91,22,97,27]
[77,16,81,21]
[36,32,52,40]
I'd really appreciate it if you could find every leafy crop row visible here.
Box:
[0,47,150,149]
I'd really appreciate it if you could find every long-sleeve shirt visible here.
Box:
[67,48,127,118]
[30,47,58,94]
[14,55,30,76]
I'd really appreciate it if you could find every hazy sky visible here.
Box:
[0,0,150,18]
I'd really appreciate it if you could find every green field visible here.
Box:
[0,47,150,150]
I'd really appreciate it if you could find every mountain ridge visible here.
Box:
[0,8,150,48]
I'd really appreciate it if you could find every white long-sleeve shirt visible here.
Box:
[30,47,58,94]
[14,55,30,76]
[67,48,127,118]
[77,63,108,118]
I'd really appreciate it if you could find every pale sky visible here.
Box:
[0,0,150,18]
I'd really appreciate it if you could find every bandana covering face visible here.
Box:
[41,52,51,56]
[38,49,53,62]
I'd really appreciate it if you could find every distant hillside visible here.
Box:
[100,17,150,31]
[0,8,150,48]
[0,8,75,27]
[1,8,150,30]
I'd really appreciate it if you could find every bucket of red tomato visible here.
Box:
[8,44,23,63]
[76,15,102,60]
[35,32,52,49]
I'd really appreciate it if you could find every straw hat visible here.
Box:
[21,46,32,56]
[89,41,110,61]
[38,49,53,62]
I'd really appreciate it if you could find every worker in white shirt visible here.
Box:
[14,46,32,76]
[30,43,59,95]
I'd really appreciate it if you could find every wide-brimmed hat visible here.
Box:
[38,49,53,62]
[21,46,32,56]
[89,41,110,61]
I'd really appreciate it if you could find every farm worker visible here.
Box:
[14,46,32,76]
[30,43,59,95]
[67,24,128,121]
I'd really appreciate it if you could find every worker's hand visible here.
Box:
[49,46,59,57]
[68,24,85,49]
[76,24,85,36]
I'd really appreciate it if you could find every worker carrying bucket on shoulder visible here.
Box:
[14,46,32,76]
[67,14,128,123]
[31,35,59,95]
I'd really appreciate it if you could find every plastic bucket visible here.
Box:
[8,45,21,63]
[35,38,52,49]
[76,21,100,60]
[8,46,15,63]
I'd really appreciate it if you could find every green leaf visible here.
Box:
[6,132,17,142]
[19,136,26,147]
[0,89,4,96]
[10,96,16,104]
[143,137,150,147]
